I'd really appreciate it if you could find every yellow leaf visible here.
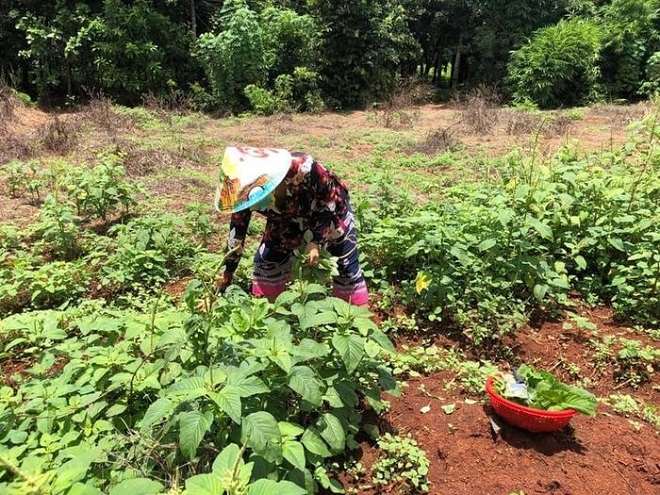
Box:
[415,271,431,294]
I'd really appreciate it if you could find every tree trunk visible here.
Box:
[190,0,197,39]
[452,32,463,90]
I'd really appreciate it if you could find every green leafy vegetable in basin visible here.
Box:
[495,364,598,416]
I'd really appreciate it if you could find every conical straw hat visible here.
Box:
[214,146,291,212]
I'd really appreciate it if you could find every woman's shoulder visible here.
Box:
[289,152,315,175]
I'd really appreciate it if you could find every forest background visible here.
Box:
[3,0,660,112]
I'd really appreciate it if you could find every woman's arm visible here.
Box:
[223,209,252,274]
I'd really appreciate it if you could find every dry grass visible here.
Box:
[591,102,651,126]
[0,84,16,136]
[36,115,81,154]
[0,86,38,162]
[415,125,462,154]
[80,93,137,142]
[369,79,435,129]
[142,89,194,116]
[453,85,502,135]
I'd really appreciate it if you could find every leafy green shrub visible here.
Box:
[195,0,265,111]
[0,283,398,493]
[27,261,90,309]
[259,7,317,80]
[598,0,659,101]
[640,51,660,96]
[361,122,660,343]
[507,19,602,108]
[244,83,287,115]
[3,160,47,204]
[64,152,142,221]
[184,201,216,247]
[95,214,198,294]
[31,198,83,260]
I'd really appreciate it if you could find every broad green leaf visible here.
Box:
[295,339,329,360]
[332,334,364,374]
[367,328,395,354]
[247,479,307,495]
[478,238,497,252]
[105,403,127,417]
[211,443,254,489]
[301,428,331,458]
[228,375,269,397]
[333,381,358,408]
[293,302,322,330]
[108,478,164,495]
[529,217,553,240]
[51,448,102,494]
[212,443,242,473]
[185,473,226,495]
[318,413,345,453]
[278,421,305,438]
[179,410,213,460]
[608,237,625,251]
[68,483,103,495]
[166,376,208,400]
[532,284,547,301]
[210,386,242,424]
[282,439,306,471]
[241,411,282,462]
[306,311,338,328]
[288,366,323,406]
[270,347,293,373]
[140,398,173,431]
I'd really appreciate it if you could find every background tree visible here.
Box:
[507,18,602,108]
[194,0,265,111]
[308,0,419,108]
[89,0,194,105]
[597,0,660,101]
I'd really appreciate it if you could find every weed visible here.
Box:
[607,394,660,430]
[371,433,430,493]
[614,338,659,387]
[81,92,136,142]
[416,124,463,154]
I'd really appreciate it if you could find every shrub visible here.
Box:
[507,19,602,109]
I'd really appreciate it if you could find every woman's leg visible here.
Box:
[252,243,293,302]
[327,226,369,306]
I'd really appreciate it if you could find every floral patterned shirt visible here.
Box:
[224,152,351,273]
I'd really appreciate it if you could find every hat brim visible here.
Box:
[215,147,291,213]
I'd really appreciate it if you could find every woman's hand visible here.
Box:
[216,271,234,294]
[305,242,320,266]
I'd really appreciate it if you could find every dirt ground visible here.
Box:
[1,100,659,495]
[337,306,659,495]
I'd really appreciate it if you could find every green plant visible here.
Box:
[31,197,82,260]
[64,152,142,221]
[613,338,660,387]
[607,394,660,430]
[0,271,399,493]
[194,0,265,111]
[184,202,216,247]
[371,433,430,493]
[3,160,47,204]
